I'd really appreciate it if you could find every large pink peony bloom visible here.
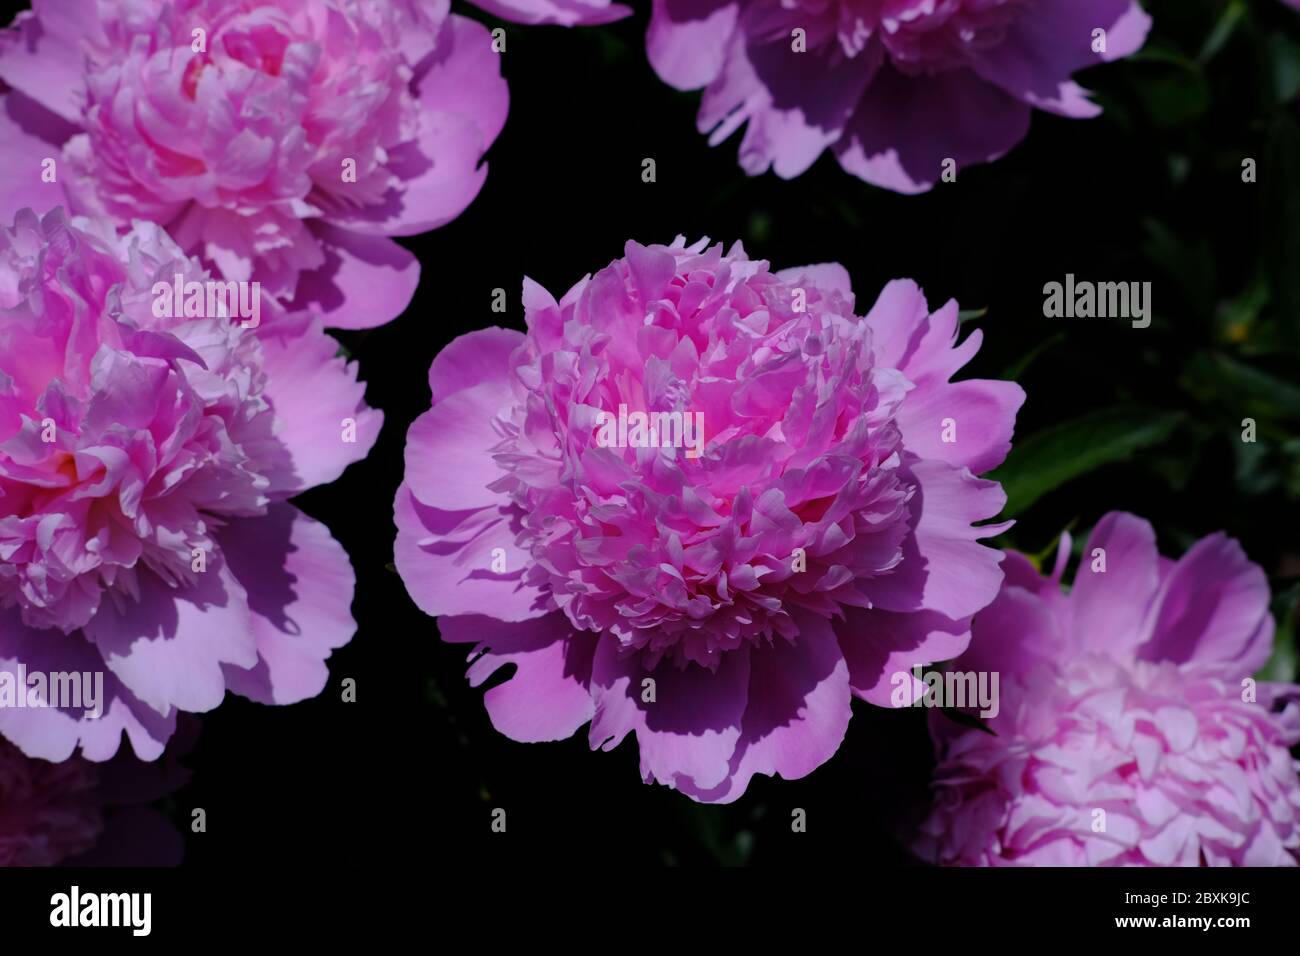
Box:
[0,207,376,762]
[914,513,1300,866]
[646,0,1151,192]
[397,237,1023,801]
[0,0,509,329]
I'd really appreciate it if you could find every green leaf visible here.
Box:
[1257,581,1299,683]
[991,407,1184,517]
[1182,351,1300,421]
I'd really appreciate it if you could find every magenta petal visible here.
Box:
[218,505,357,706]
[394,483,549,621]
[468,0,632,26]
[441,613,597,743]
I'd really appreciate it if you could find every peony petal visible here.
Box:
[218,504,356,705]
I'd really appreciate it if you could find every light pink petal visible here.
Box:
[0,9,89,125]
[428,326,525,402]
[868,459,1009,622]
[0,92,73,223]
[441,613,597,743]
[394,483,549,621]
[256,319,383,495]
[646,0,740,91]
[82,565,258,716]
[588,634,751,793]
[681,612,851,803]
[837,606,972,707]
[1140,531,1273,673]
[1071,512,1161,657]
[404,381,513,511]
[291,224,420,330]
[895,378,1025,474]
[332,16,506,237]
[217,504,356,705]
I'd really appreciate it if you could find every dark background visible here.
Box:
[163,0,1300,868]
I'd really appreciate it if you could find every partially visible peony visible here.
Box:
[0,0,510,329]
[646,0,1151,192]
[914,513,1300,866]
[0,727,189,866]
[0,207,375,762]
[397,236,1023,801]
[461,0,630,26]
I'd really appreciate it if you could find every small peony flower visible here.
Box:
[0,727,189,867]
[914,513,1300,866]
[0,207,376,762]
[0,0,509,329]
[397,237,1023,801]
[645,0,1151,192]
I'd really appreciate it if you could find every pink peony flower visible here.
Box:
[0,726,190,867]
[397,237,1023,801]
[914,513,1300,866]
[646,0,1151,192]
[0,206,376,762]
[0,0,509,329]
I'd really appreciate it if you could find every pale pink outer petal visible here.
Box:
[291,224,420,330]
[646,0,740,91]
[428,327,525,401]
[218,504,357,705]
[868,459,1009,622]
[588,633,751,792]
[680,612,852,803]
[1070,512,1161,657]
[257,319,383,495]
[0,8,90,124]
[838,607,972,707]
[404,380,513,511]
[1140,531,1274,674]
[394,483,549,621]
[0,92,73,224]
[82,565,258,717]
[441,613,598,743]
[330,16,508,237]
